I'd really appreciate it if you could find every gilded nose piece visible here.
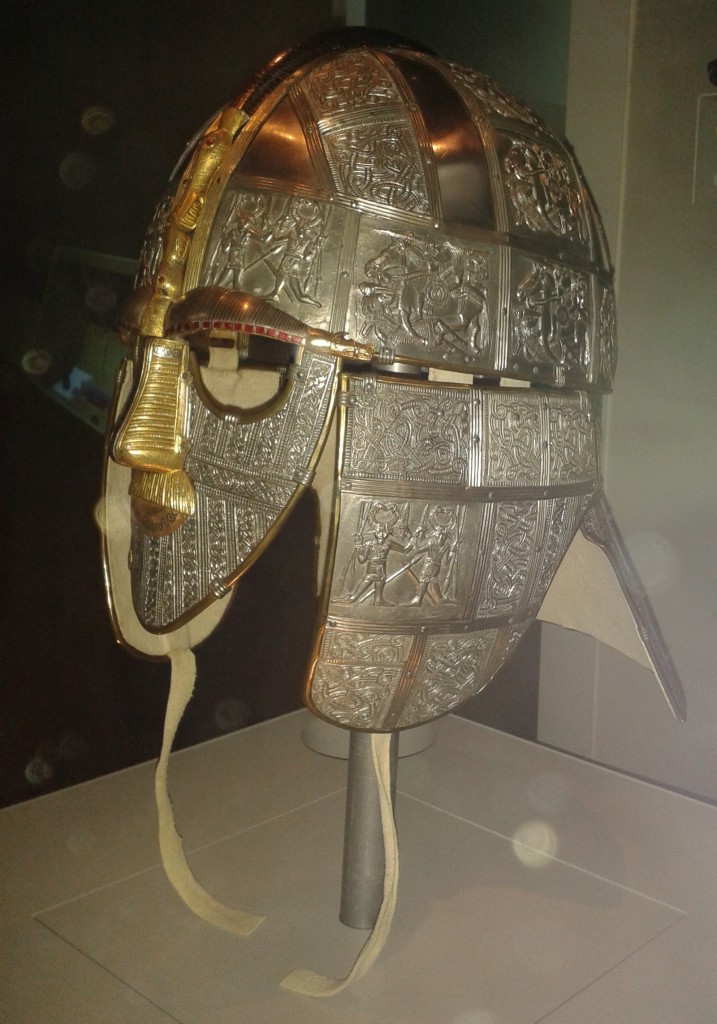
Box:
[113,337,190,472]
[112,336,196,532]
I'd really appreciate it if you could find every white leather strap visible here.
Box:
[155,648,264,935]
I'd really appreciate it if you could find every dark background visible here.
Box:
[2,0,546,808]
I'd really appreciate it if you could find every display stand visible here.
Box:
[301,716,433,929]
[340,730,399,929]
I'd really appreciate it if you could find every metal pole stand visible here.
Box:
[339,730,399,930]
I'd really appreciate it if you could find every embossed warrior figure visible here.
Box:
[342,502,411,606]
[214,192,267,288]
[406,505,457,606]
[266,197,325,307]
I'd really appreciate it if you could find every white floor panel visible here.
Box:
[1,917,178,1024]
[3,711,717,1023]
[36,792,680,1024]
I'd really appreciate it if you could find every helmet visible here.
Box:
[103,28,684,730]
[102,27,683,996]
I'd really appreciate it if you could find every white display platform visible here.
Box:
[2,709,716,1022]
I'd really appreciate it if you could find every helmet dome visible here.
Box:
[147,35,617,392]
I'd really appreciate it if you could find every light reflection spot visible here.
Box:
[214,697,249,732]
[21,349,52,376]
[59,152,96,190]
[85,283,117,315]
[625,529,680,594]
[511,819,558,868]
[81,105,116,135]
[25,756,53,786]
[93,496,108,535]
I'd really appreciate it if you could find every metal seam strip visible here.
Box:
[497,243,513,371]
[292,87,339,193]
[466,500,495,621]
[589,272,601,387]
[381,631,428,730]
[520,495,549,616]
[325,608,539,635]
[332,207,361,334]
[540,392,551,487]
[470,389,482,488]
[340,480,597,501]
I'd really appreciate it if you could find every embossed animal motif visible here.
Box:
[103,29,684,996]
